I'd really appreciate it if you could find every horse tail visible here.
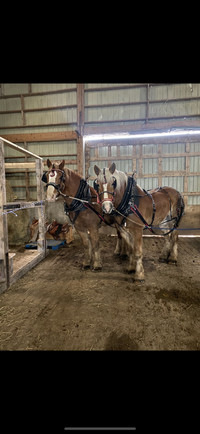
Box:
[174,192,185,229]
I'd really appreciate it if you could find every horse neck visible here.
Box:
[63,168,82,199]
[136,183,146,196]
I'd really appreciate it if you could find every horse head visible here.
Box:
[42,159,66,201]
[93,162,118,214]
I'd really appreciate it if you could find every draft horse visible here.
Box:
[42,159,120,270]
[94,162,185,281]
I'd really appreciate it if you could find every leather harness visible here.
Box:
[42,170,183,235]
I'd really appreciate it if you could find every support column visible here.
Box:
[0,140,9,292]
[77,84,85,176]
[35,159,46,255]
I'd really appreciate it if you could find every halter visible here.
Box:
[42,169,66,196]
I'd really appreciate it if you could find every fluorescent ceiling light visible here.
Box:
[84,129,200,142]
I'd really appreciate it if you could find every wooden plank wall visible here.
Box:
[85,137,200,210]
[1,83,200,207]
[0,137,47,293]
[0,84,85,200]
[0,140,9,291]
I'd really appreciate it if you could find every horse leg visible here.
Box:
[132,227,144,281]
[114,227,128,257]
[116,226,135,272]
[88,228,102,271]
[159,235,171,262]
[77,230,92,269]
[167,231,178,264]
[121,237,129,257]
[114,228,122,255]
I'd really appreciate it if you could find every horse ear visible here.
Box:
[59,160,65,170]
[47,159,52,168]
[94,165,101,176]
[109,162,116,174]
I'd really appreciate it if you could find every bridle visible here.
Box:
[93,168,117,206]
[42,169,66,196]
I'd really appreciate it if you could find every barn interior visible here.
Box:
[0,83,200,354]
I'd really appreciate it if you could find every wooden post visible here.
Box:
[158,143,162,187]
[0,140,9,292]
[146,84,150,123]
[77,84,85,176]
[184,142,190,208]
[35,159,46,255]
[24,142,30,201]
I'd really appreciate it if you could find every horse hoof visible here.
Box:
[167,259,177,265]
[159,257,168,263]
[134,278,145,283]
[82,264,91,270]
[125,268,135,274]
[92,266,102,272]
[120,254,128,260]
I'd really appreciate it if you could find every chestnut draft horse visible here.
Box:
[94,162,185,281]
[42,159,121,270]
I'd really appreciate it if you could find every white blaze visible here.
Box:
[102,183,112,213]
[103,183,108,199]
[46,171,57,201]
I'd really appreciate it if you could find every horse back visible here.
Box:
[151,186,184,224]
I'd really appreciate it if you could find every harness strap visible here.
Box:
[142,189,156,226]
[83,202,114,226]
[130,204,156,234]
[115,177,156,232]
[64,179,114,227]
[116,176,136,215]
[64,179,90,224]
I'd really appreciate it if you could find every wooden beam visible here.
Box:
[10,251,47,287]
[36,159,46,255]
[84,118,200,136]
[76,84,85,176]
[77,84,85,135]
[5,162,36,169]
[77,136,83,177]
[0,137,43,159]
[24,143,30,201]
[0,140,9,292]
[1,131,77,143]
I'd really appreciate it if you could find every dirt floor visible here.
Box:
[0,233,200,351]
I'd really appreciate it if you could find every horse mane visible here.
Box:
[98,167,128,190]
[64,167,81,179]
[114,169,128,190]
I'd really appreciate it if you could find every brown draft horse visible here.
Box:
[42,159,121,270]
[94,162,185,281]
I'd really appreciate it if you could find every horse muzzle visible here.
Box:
[102,200,114,214]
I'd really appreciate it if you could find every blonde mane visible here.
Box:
[97,167,128,190]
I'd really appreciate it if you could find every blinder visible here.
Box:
[93,176,117,198]
[93,179,99,193]
[42,172,48,183]
[112,177,117,190]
